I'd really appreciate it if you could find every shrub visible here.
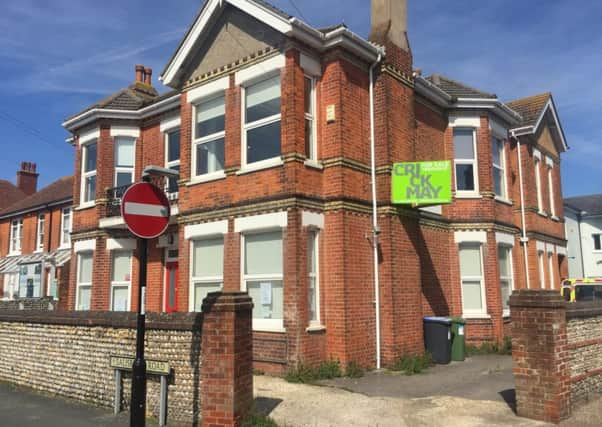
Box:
[284,359,345,383]
[344,361,364,378]
[391,353,434,375]
[242,414,280,427]
[466,337,512,356]
[317,359,342,379]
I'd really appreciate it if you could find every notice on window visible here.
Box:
[260,282,272,305]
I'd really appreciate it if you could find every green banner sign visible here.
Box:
[391,161,452,205]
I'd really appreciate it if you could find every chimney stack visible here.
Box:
[135,64,144,83]
[369,0,409,52]
[16,161,39,195]
[144,67,152,85]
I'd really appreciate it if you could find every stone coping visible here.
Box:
[509,290,566,309]
[0,310,203,331]
[566,301,602,319]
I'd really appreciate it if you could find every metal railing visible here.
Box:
[105,184,178,217]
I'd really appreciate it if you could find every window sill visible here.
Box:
[455,193,483,200]
[237,158,283,175]
[551,215,560,222]
[252,326,286,334]
[187,171,226,186]
[462,313,491,320]
[304,159,324,170]
[33,249,43,254]
[75,203,95,211]
[494,196,513,206]
[7,252,21,257]
[58,244,71,251]
[306,324,326,333]
[537,211,548,218]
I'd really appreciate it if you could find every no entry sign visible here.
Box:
[121,182,170,239]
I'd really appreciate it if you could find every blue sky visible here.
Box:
[1,0,600,197]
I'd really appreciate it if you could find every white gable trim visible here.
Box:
[79,128,100,145]
[110,126,140,138]
[235,55,285,86]
[455,231,487,244]
[160,115,181,132]
[185,220,229,239]
[106,238,137,251]
[74,239,96,253]
[187,75,230,104]
[510,98,568,152]
[235,212,287,233]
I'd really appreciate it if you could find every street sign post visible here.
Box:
[122,178,171,427]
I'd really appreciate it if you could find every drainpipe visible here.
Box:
[369,53,383,369]
[512,131,530,289]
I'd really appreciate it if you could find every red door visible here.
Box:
[164,262,178,312]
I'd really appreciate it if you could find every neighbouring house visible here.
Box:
[0,163,73,307]
[564,194,602,278]
[62,0,569,372]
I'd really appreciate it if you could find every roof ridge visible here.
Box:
[506,91,551,105]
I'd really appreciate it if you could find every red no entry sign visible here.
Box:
[121,182,170,239]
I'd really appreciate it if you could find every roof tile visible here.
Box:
[506,92,551,127]
[426,74,497,99]
[1,176,73,217]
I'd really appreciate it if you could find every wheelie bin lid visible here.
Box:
[423,316,452,325]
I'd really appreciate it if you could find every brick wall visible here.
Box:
[0,297,57,311]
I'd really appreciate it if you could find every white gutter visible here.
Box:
[513,130,530,289]
[369,52,383,370]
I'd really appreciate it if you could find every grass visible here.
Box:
[466,336,512,356]
[242,414,281,427]
[284,359,364,383]
[391,352,434,375]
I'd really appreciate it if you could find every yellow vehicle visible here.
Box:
[561,278,602,302]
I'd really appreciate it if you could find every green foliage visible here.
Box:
[285,359,364,383]
[317,359,342,379]
[344,361,365,378]
[284,362,318,384]
[466,337,512,356]
[242,414,280,427]
[391,352,434,375]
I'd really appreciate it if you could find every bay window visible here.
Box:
[36,214,45,251]
[492,137,506,199]
[165,128,180,193]
[453,128,478,194]
[81,142,97,204]
[193,95,225,177]
[110,251,132,311]
[114,137,135,187]
[304,76,317,161]
[190,237,224,311]
[243,75,281,166]
[10,218,22,254]
[76,252,93,310]
[498,246,513,315]
[459,243,486,315]
[307,230,320,325]
[243,231,283,329]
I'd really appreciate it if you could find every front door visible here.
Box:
[164,261,178,312]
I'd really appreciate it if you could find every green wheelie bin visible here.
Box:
[450,317,466,361]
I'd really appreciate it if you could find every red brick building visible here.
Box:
[0,163,73,306]
[62,0,568,371]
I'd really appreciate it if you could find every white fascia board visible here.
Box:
[235,212,288,233]
[454,99,521,126]
[449,116,481,128]
[414,77,452,108]
[110,126,140,138]
[235,55,285,86]
[79,128,100,145]
[187,75,230,104]
[495,232,515,247]
[490,119,508,140]
[454,231,487,244]
[74,239,96,253]
[185,220,228,239]
[228,0,292,33]
[322,27,383,63]
[301,211,324,229]
[160,115,181,132]
[106,238,137,251]
[300,53,321,77]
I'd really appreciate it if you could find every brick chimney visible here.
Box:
[369,0,409,51]
[144,67,152,85]
[16,161,38,195]
[135,64,144,83]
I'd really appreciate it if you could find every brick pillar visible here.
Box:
[509,290,570,423]
[201,292,253,427]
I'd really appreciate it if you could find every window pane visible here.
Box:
[111,252,131,282]
[116,172,133,187]
[308,233,316,275]
[459,244,482,276]
[85,175,96,202]
[453,129,474,159]
[196,138,224,175]
[305,118,312,159]
[498,247,510,276]
[462,280,483,311]
[308,277,317,321]
[500,279,511,311]
[112,286,129,311]
[196,96,225,138]
[247,280,283,320]
[246,121,281,164]
[79,254,93,283]
[245,232,283,275]
[493,168,503,197]
[594,235,601,251]
[167,130,180,162]
[167,164,180,193]
[304,77,312,114]
[77,286,91,310]
[194,282,222,312]
[492,138,501,165]
[193,238,224,278]
[246,76,281,123]
[115,138,135,167]
[456,164,475,191]
[84,143,97,172]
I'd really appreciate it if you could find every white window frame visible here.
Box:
[453,128,480,197]
[189,237,224,312]
[307,229,321,327]
[80,141,97,207]
[535,158,544,214]
[304,76,317,162]
[109,251,132,312]
[75,252,93,311]
[498,245,514,317]
[547,166,556,218]
[241,230,284,331]
[164,127,181,194]
[241,74,282,170]
[538,250,546,289]
[459,242,487,317]
[36,213,45,252]
[492,137,507,200]
[9,218,22,255]
[548,251,555,290]
[192,94,226,181]
[113,137,136,187]
[60,207,72,248]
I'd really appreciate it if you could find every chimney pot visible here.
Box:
[135,64,144,83]
[144,67,152,85]
[16,160,39,195]
[370,0,409,52]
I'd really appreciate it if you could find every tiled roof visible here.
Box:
[1,176,73,217]
[426,74,497,99]
[506,92,551,127]
[0,180,26,211]
[253,0,291,19]
[564,194,602,217]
